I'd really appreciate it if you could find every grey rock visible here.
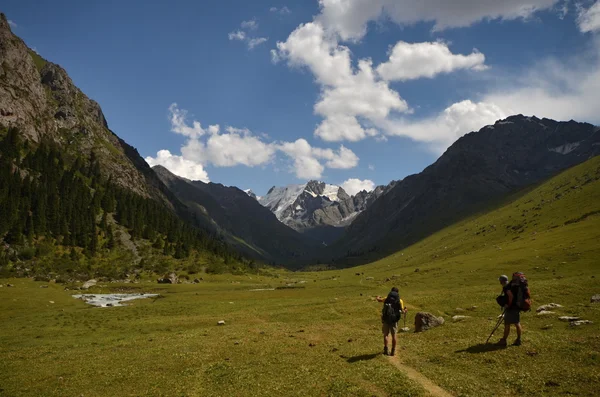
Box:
[400,327,410,332]
[559,316,581,322]
[570,320,593,326]
[536,303,563,312]
[82,279,97,290]
[537,311,555,316]
[217,320,225,325]
[591,295,600,303]
[414,312,445,332]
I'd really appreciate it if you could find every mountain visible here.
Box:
[258,180,394,244]
[153,166,319,265]
[243,189,259,200]
[327,115,600,265]
[0,13,248,277]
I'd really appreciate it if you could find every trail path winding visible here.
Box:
[388,356,453,397]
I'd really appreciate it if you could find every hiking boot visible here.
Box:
[512,338,522,346]
[390,349,395,357]
[495,338,507,347]
[383,346,388,356]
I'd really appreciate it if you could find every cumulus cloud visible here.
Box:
[578,1,600,33]
[274,22,409,142]
[381,100,508,152]
[377,41,487,81]
[278,139,359,178]
[151,104,360,181]
[145,150,210,182]
[317,0,560,41]
[169,103,208,138]
[341,178,375,196]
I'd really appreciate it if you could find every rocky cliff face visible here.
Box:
[329,115,600,264]
[259,180,394,244]
[0,13,170,204]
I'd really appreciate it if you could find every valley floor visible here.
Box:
[1,157,600,396]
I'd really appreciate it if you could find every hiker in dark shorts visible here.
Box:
[376,287,407,356]
[496,273,528,347]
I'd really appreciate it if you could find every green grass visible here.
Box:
[1,157,599,396]
[28,49,47,72]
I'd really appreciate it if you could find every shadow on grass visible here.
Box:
[455,343,507,354]
[345,353,380,363]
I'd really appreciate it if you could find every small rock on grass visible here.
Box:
[537,311,555,316]
[542,324,553,330]
[570,320,593,326]
[400,327,410,332]
[591,295,600,303]
[536,303,563,312]
[559,316,580,322]
[217,320,226,325]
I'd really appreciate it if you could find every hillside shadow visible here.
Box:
[345,353,380,363]
[455,343,507,354]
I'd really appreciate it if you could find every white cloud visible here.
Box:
[341,178,375,196]
[182,129,276,168]
[229,20,268,50]
[145,150,210,182]
[270,6,291,15]
[248,37,269,49]
[317,0,560,41]
[381,100,508,152]
[228,30,247,41]
[277,139,359,178]
[377,41,487,81]
[156,104,360,180]
[241,19,259,30]
[8,20,17,28]
[368,164,375,171]
[168,103,207,138]
[274,22,409,142]
[578,1,600,33]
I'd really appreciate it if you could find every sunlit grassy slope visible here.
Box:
[1,156,599,397]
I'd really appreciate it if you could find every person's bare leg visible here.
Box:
[516,323,522,338]
[503,323,510,339]
[391,334,397,356]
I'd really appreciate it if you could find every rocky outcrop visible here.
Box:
[259,179,395,244]
[414,312,445,332]
[0,13,175,203]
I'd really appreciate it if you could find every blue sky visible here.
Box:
[4,0,600,196]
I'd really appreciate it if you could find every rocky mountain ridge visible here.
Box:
[258,180,396,244]
[327,115,600,265]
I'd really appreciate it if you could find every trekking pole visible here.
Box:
[485,308,506,344]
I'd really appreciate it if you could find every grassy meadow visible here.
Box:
[1,156,600,397]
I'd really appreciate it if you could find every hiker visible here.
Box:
[496,272,531,347]
[376,287,407,356]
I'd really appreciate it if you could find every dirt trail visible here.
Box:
[388,356,453,397]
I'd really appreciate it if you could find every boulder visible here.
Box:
[452,315,470,322]
[82,279,97,290]
[591,295,600,303]
[536,303,563,312]
[414,312,444,332]
[157,273,179,284]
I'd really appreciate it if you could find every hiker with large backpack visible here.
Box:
[376,287,407,356]
[496,272,531,347]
